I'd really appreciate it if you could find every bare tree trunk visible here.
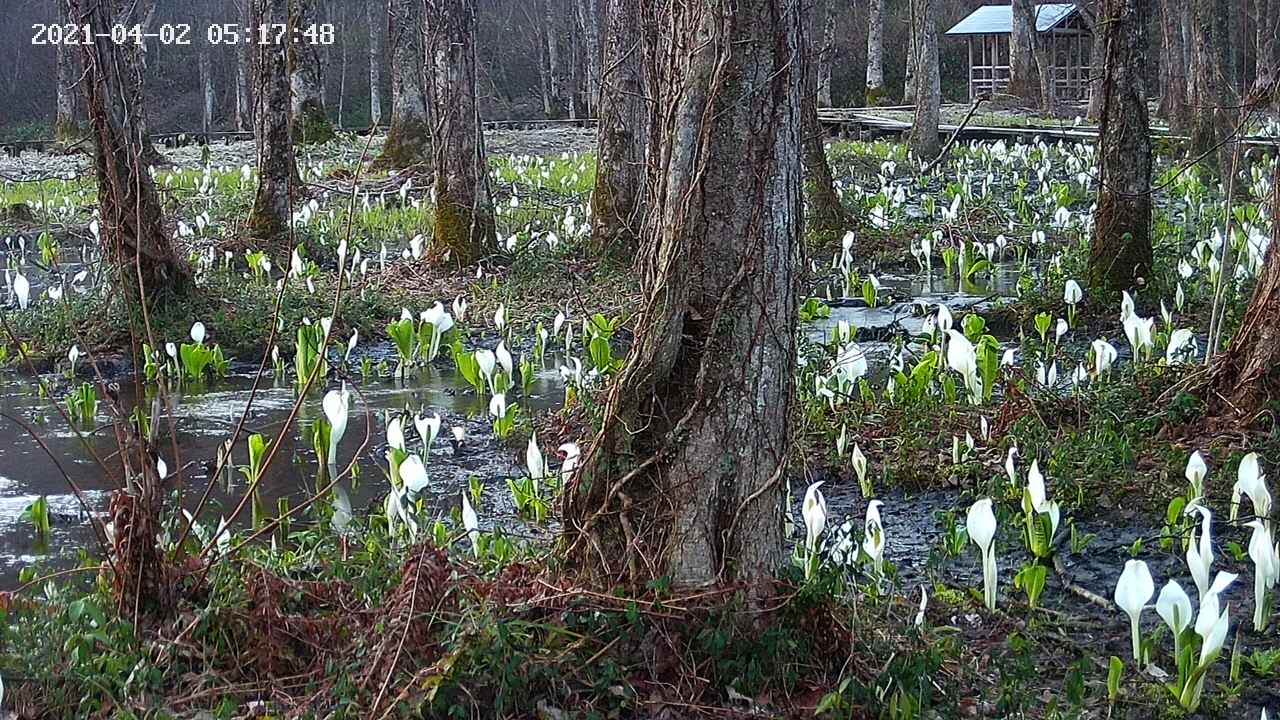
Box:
[1204,161,1280,422]
[564,0,802,588]
[1085,2,1108,120]
[68,0,190,302]
[426,0,495,265]
[590,0,648,256]
[54,0,80,144]
[1189,0,1235,177]
[1010,0,1037,103]
[1259,0,1279,108]
[908,0,940,160]
[235,0,253,132]
[865,0,885,105]
[198,3,215,137]
[290,0,334,143]
[816,0,836,107]
[1013,0,1056,114]
[1157,0,1189,131]
[804,0,845,237]
[575,0,602,114]
[1089,0,1152,294]
[368,0,383,125]
[544,0,565,117]
[249,0,297,242]
[904,25,917,101]
[375,0,429,167]
[538,20,555,117]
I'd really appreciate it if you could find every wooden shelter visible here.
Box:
[945,3,1094,103]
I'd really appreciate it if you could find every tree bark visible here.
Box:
[1088,0,1152,294]
[816,0,836,107]
[865,0,885,105]
[426,0,495,265]
[249,0,297,242]
[1157,0,1189,131]
[1204,161,1280,422]
[574,0,602,114]
[68,0,190,303]
[1010,0,1037,103]
[804,1,846,238]
[235,0,253,132]
[198,2,215,136]
[1013,0,1056,114]
[1084,1,1107,120]
[544,0,566,117]
[290,0,334,144]
[1188,0,1235,178]
[907,0,940,160]
[563,0,802,588]
[375,0,430,168]
[590,0,648,256]
[1259,0,1279,107]
[368,0,383,126]
[54,0,80,144]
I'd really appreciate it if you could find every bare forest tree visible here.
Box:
[1088,0,1152,293]
[68,0,190,301]
[1011,0,1056,114]
[375,0,430,168]
[198,2,215,135]
[541,0,566,117]
[249,0,297,242]
[54,0,81,144]
[1156,0,1189,131]
[290,0,333,143]
[234,0,253,132]
[865,0,885,105]
[574,0,602,114]
[804,0,846,238]
[563,0,803,587]
[1188,0,1235,178]
[907,0,940,159]
[365,0,383,126]
[589,0,648,255]
[426,0,495,264]
[815,0,836,107]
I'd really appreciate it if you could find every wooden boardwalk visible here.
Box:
[816,108,1279,149]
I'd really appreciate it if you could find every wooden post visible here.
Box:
[968,37,974,100]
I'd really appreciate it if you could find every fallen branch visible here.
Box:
[920,96,987,176]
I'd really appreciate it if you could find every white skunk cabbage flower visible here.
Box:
[1114,559,1154,661]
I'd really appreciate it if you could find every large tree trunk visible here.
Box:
[68,0,190,303]
[290,0,334,144]
[865,0,885,105]
[574,0,602,114]
[803,1,846,238]
[816,0,836,107]
[1010,0,1037,103]
[426,0,495,265]
[563,0,802,587]
[375,0,430,168]
[249,0,297,242]
[590,0,649,256]
[1205,161,1280,422]
[1259,0,1279,108]
[54,0,80,144]
[198,2,215,137]
[1013,0,1057,114]
[368,0,383,126]
[1157,0,1189,132]
[1189,0,1235,178]
[1088,0,1152,294]
[907,0,940,160]
[235,0,253,132]
[1084,1,1107,120]
[544,0,566,117]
